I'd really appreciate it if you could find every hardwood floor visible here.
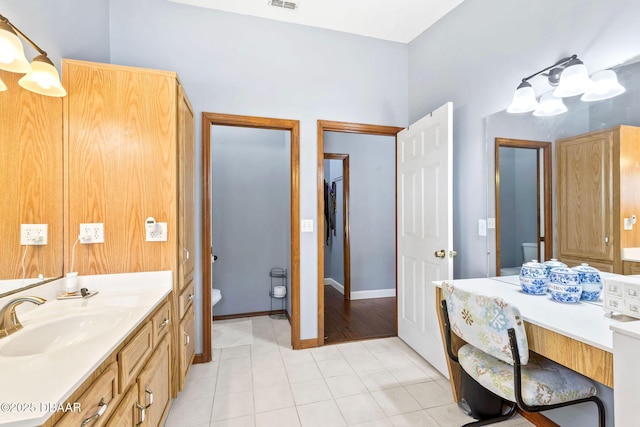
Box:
[323,285,397,345]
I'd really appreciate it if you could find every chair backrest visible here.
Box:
[442,282,529,365]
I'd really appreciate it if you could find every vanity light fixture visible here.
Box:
[0,14,66,97]
[507,54,624,116]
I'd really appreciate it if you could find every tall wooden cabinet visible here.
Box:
[556,125,640,273]
[62,60,196,398]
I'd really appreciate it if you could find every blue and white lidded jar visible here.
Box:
[573,263,602,301]
[548,267,582,303]
[543,258,567,276]
[519,260,548,295]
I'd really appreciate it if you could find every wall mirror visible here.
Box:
[486,57,640,278]
[0,70,63,297]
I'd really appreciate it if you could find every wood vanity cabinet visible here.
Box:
[556,125,640,273]
[49,298,172,427]
[178,282,196,389]
[62,59,196,396]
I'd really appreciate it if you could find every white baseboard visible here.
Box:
[350,289,396,300]
[324,278,395,300]
[324,278,344,294]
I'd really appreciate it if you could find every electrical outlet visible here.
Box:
[20,224,48,245]
[146,222,168,242]
[79,223,104,244]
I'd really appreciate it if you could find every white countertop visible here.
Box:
[435,276,640,353]
[0,271,173,427]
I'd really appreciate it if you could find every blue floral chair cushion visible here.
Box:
[458,344,597,406]
[442,282,529,365]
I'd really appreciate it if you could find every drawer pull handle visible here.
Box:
[185,333,190,346]
[630,290,638,297]
[158,317,170,329]
[611,286,618,292]
[611,301,619,307]
[81,398,107,427]
[183,248,190,264]
[632,306,639,312]
[145,386,154,408]
[136,401,146,426]
[187,294,194,302]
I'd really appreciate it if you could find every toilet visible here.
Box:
[212,288,222,308]
[522,242,538,263]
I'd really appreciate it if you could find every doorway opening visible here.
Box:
[495,138,552,276]
[317,120,403,346]
[200,113,300,363]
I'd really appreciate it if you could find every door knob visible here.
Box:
[434,250,446,258]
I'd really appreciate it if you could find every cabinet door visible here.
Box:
[178,88,195,290]
[179,304,196,389]
[137,336,171,427]
[557,131,613,262]
[105,386,142,427]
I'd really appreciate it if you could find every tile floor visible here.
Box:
[163,316,534,427]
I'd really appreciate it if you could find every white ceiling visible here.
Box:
[168,0,465,43]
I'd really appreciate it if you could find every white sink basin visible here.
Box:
[0,307,129,357]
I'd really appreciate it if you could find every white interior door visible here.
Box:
[397,102,453,377]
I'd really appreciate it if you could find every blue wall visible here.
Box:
[108,0,408,345]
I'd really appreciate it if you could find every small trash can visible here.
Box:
[459,368,504,420]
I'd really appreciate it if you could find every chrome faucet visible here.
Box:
[0,296,46,338]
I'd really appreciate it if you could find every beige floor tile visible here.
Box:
[335,393,386,425]
[253,384,295,413]
[215,372,253,396]
[220,345,251,360]
[165,397,214,426]
[180,376,217,401]
[280,347,314,365]
[325,373,369,398]
[297,400,346,427]
[310,344,344,361]
[425,402,476,426]
[211,391,255,422]
[370,387,422,417]
[255,407,301,427]
[345,354,385,373]
[253,366,289,390]
[316,358,354,378]
[373,349,413,369]
[404,381,453,409]
[285,361,322,383]
[336,341,370,359]
[388,409,440,426]
[387,365,431,386]
[219,357,252,378]
[187,361,219,381]
[350,418,393,427]
[358,369,402,392]
[363,339,396,354]
[210,415,256,427]
[290,378,333,405]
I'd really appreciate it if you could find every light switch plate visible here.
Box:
[487,218,496,229]
[301,219,314,232]
[478,219,487,237]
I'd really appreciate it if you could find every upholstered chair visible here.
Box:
[440,282,605,427]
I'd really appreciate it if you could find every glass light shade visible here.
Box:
[533,92,567,117]
[553,59,592,97]
[581,69,626,102]
[507,82,538,113]
[18,55,66,97]
[0,22,31,73]
[0,75,6,92]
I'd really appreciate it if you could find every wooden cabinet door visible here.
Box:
[557,130,614,263]
[179,304,196,389]
[137,336,171,427]
[105,386,140,427]
[178,88,195,290]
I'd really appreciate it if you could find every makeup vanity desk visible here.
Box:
[434,276,640,425]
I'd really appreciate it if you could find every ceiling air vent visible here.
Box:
[268,0,299,10]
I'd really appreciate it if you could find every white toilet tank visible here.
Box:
[522,242,538,263]
[212,288,222,307]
